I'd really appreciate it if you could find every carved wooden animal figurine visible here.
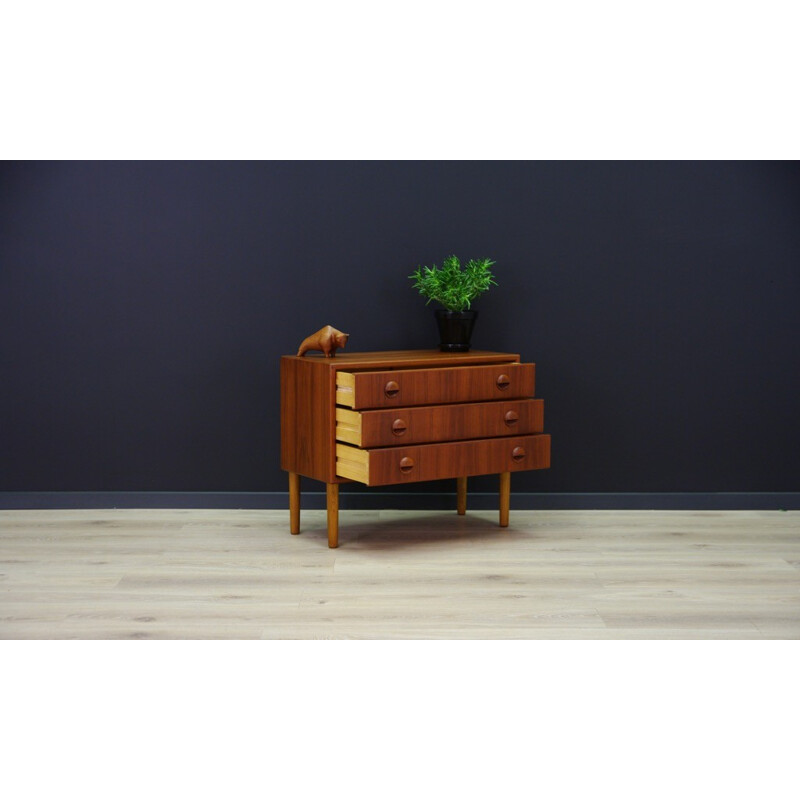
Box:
[296,325,349,358]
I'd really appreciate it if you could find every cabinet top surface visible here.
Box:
[281,350,520,370]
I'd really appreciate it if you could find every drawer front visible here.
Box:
[336,434,550,486]
[336,399,544,448]
[336,362,534,409]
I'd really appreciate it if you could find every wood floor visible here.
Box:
[1,509,798,639]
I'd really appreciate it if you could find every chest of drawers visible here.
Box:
[280,350,550,547]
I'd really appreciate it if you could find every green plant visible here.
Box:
[409,255,497,312]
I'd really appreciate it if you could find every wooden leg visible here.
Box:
[289,472,300,534]
[327,483,339,549]
[456,476,467,515]
[499,471,510,527]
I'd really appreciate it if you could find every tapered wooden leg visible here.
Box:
[327,483,339,548]
[456,476,467,515]
[289,472,300,534]
[499,471,510,527]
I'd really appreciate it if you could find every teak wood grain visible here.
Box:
[336,399,544,448]
[336,434,551,486]
[280,356,343,483]
[281,349,549,545]
[281,351,522,484]
[336,362,535,409]
[283,349,521,370]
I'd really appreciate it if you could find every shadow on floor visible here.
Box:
[299,511,532,551]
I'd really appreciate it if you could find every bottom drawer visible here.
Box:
[336,435,551,486]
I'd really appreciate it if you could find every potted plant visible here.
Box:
[409,255,497,351]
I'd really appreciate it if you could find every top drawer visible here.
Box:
[336,362,535,409]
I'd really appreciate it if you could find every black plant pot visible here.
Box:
[435,310,478,352]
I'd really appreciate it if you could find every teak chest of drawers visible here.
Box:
[280,350,551,547]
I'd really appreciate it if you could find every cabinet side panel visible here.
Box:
[281,357,338,483]
[280,357,296,473]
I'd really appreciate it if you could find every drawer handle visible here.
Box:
[504,410,519,426]
[399,457,415,473]
[511,446,526,462]
[392,418,407,436]
[384,380,400,398]
[496,374,510,390]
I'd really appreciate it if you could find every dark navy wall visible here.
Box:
[1,161,799,498]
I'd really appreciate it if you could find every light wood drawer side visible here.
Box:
[335,443,369,484]
[335,407,363,446]
[335,370,356,406]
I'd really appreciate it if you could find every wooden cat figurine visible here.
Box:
[296,325,349,358]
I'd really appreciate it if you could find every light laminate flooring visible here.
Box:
[1,509,798,639]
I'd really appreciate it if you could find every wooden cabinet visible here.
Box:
[281,350,550,547]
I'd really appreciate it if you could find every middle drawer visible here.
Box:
[336,398,544,448]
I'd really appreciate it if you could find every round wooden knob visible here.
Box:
[399,457,415,473]
[384,380,400,398]
[496,374,510,390]
[392,418,407,436]
[511,446,526,462]
[504,410,519,426]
